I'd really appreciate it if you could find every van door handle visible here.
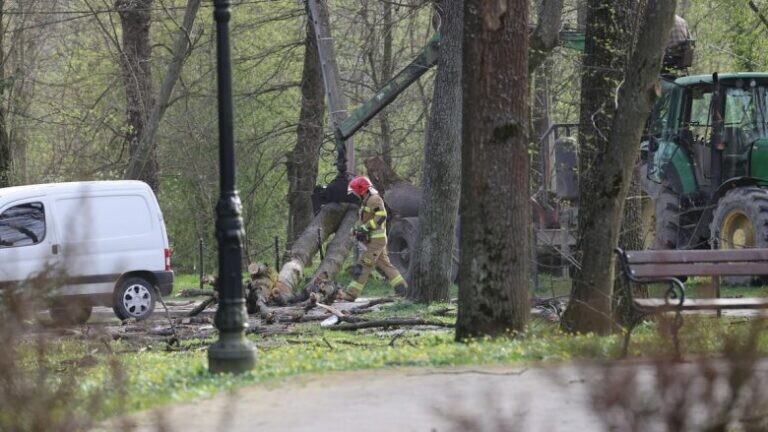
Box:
[52,244,60,255]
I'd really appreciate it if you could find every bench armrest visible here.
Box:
[614,248,686,307]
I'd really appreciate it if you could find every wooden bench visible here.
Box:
[614,247,768,356]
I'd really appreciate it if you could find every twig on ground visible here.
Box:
[349,297,396,313]
[322,337,335,350]
[154,288,180,346]
[389,330,405,347]
[178,288,216,297]
[187,296,216,317]
[329,318,454,331]
[431,307,456,317]
[315,302,346,318]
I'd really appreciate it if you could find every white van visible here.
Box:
[0,180,173,324]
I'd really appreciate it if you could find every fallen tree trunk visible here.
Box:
[272,203,348,303]
[303,206,358,304]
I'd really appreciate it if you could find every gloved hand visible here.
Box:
[353,225,370,243]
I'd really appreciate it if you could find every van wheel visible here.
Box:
[49,298,92,325]
[113,277,156,321]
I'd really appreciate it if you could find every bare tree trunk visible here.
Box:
[124,0,202,192]
[116,0,155,190]
[529,0,564,73]
[407,0,461,304]
[577,0,588,31]
[378,0,393,167]
[0,1,10,188]
[561,0,634,334]
[287,10,325,247]
[456,0,531,339]
[614,170,647,325]
[532,67,551,191]
[562,0,676,334]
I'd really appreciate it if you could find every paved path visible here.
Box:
[112,364,605,432]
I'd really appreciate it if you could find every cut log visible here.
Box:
[364,156,422,218]
[272,203,348,303]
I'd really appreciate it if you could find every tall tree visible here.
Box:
[529,0,564,73]
[562,0,676,334]
[286,9,326,246]
[377,0,394,167]
[407,0,462,303]
[116,0,156,190]
[0,0,11,188]
[124,0,202,191]
[456,0,530,339]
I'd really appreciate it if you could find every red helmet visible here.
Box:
[348,176,373,197]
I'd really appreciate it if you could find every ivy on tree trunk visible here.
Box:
[563,0,677,334]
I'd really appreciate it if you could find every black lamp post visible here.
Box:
[208,0,256,374]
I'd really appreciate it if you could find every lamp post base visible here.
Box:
[208,331,257,374]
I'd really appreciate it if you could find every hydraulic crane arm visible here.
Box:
[337,33,441,141]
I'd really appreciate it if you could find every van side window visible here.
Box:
[0,202,46,248]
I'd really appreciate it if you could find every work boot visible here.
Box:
[393,283,407,297]
[337,287,361,302]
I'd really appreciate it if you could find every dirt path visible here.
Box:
[110,364,604,432]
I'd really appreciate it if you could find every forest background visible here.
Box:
[0,0,762,272]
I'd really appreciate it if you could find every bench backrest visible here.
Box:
[624,249,768,277]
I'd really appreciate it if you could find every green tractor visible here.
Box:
[643,73,768,266]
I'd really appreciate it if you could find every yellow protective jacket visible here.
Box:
[358,192,387,240]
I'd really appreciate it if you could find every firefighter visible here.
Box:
[338,175,407,301]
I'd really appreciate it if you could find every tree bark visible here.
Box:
[407,0,462,304]
[456,0,531,339]
[614,170,648,325]
[562,0,676,334]
[529,0,564,73]
[116,0,155,190]
[378,0,394,167]
[124,0,201,193]
[272,203,348,302]
[0,1,11,188]
[287,10,325,247]
[303,206,358,304]
[306,206,357,286]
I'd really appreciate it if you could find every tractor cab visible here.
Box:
[647,74,768,197]
[644,73,768,252]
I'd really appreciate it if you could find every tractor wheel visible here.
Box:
[710,187,768,285]
[653,189,681,250]
[387,217,459,284]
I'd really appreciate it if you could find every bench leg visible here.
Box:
[621,314,643,358]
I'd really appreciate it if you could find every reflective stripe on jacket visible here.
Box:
[359,193,387,239]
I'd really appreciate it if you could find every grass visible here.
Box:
[10,270,768,426]
[19,298,768,422]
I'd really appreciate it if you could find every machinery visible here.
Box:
[306,3,734,283]
[643,72,768,257]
